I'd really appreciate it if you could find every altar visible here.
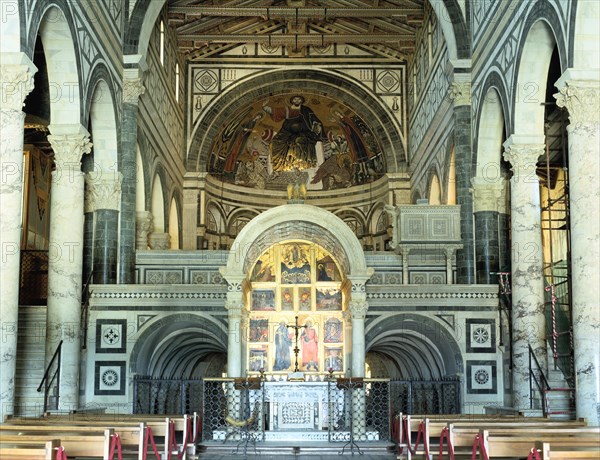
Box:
[264,381,332,431]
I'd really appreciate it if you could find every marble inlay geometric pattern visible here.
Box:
[96,319,127,353]
[94,361,126,395]
[466,319,496,353]
[467,360,497,394]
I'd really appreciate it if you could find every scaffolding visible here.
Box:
[539,107,574,388]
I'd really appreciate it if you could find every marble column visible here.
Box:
[135,211,153,250]
[348,276,370,442]
[119,61,146,283]
[0,55,36,420]
[443,246,461,284]
[503,137,547,410]
[88,173,122,284]
[555,71,600,425]
[46,124,92,410]
[399,246,410,284]
[471,179,503,284]
[449,77,475,283]
[222,275,245,378]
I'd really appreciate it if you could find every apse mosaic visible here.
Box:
[247,242,345,375]
[208,93,385,191]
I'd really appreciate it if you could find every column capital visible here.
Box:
[347,269,374,294]
[502,137,544,175]
[48,125,92,169]
[554,69,600,127]
[0,53,37,112]
[348,299,368,320]
[470,178,504,213]
[447,81,471,106]
[136,211,153,250]
[148,232,170,250]
[225,300,245,317]
[85,172,123,211]
[123,77,146,104]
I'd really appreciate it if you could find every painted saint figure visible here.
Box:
[274,322,293,371]
[301,320,319,371]
[263,95,326,171]
[223,112,264,174]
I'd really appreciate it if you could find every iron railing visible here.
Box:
[133,376,203,415]
[37,340,63,413]
[80,270,93,349]
[528,344,550,414]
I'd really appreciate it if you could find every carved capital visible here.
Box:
[136,211,153,249]
[225,300,245,317]
[554,79,600,128]
[0,63,36,112]
[86,172,122,211]
[148,232,170,250]
[349,300,368,320]
[447,81,471,106]
[123,77,145,103]
[470,178,504,213]
[48,128,92,170]
[502,144,544,177]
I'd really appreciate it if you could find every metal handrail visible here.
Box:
[528,344,550,414]
[37,340,63,413]
[81,271,94,349]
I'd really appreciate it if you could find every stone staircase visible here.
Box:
[14,306,47,417]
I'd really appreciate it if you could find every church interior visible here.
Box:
[0,0,599,457]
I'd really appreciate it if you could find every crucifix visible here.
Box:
[286,315,306,373]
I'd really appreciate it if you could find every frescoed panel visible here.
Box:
[299,317,319,372]
[281,287,294,311]
[316,251,341,281]
[249,318,269,342]
[251,289,276,311]
[324,347,344,372]
[249,346,268,372]
[273,319,294,372]
[324,317,343,343]
[299,287,312,311]
[316,288,342,311]
[251,248,276,282]
[280,243,311,284]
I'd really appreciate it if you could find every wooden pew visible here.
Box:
[0,429,111,459]
[0,438,59,460]
[535,440,600,460]
[483,431,599,458]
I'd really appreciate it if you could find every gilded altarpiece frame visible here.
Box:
[247,241,346,376]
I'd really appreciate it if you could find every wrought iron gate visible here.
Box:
[389,378,460,415]
[133,376,203,414]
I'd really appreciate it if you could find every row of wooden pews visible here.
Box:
[394,413,600,459]
[0,412,201,459]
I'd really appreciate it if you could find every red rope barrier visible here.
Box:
[401,419,429,457]
[527,448,542,460]
[470,433,489,460]
[108,433,123,460]
[143,426,162,460]
[177,419,191,460]
[56,446,68,460]
[438,427,455,460]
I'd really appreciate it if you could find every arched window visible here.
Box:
[175,63,180,101]
[159,20,165,66]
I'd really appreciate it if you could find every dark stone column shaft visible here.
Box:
[498,213,511,272]
[119,101,139,283]
[93,209,119,284]
[454,105,475,283]
[474,211,500,283]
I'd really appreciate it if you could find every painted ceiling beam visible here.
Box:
[169,6,423,18]
[177,33,415,46]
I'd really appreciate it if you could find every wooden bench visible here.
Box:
[0,438,59,460]
[0,429,112,459]
[535,440,600,460]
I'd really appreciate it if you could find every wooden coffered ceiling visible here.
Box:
[167,0,425,61]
